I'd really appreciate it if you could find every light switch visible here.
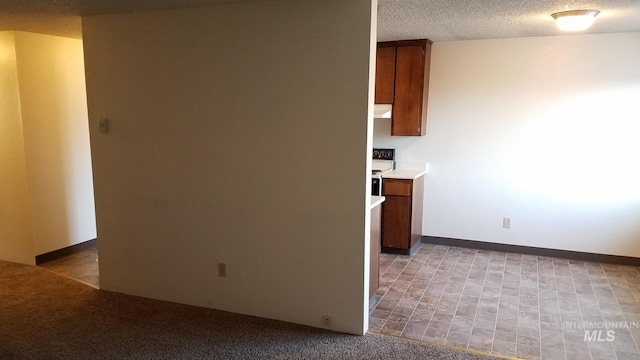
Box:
[98,118,109,134]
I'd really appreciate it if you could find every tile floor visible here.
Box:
[369,243,640,360]
[39,245,100,288]
[36,241,640,359]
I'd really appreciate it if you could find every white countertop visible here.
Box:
[382,161,428,180]
[370,196,385,209]
[382,169,427,180]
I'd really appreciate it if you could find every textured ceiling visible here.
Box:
[0,0,639,41]
[378,0,640,41]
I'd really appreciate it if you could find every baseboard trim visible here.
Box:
[422,236,640,266]
[36,239,97,265]
[382,240,422,256]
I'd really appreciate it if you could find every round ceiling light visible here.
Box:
[551,10,600,31]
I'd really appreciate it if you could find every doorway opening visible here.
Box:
[37,239,99,288]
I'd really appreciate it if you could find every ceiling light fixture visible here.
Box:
[551,10,600,31]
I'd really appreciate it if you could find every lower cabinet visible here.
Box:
[381,177,424,255]
[370,204,381,300]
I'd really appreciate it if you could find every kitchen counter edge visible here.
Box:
[370,196,385,209]
[381,169,427,180]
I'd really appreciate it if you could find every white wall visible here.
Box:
[82,0,376,334]
[0,32,35,265]
[14,32,97,255]
[0,31,96,264]
[374,32,640,258]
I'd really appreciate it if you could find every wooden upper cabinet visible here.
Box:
[375,40,432,137]
[374,47,396,104]
[393,44,427,136]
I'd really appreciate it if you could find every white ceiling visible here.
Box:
[0,0,639,41]
[378,0,640,41]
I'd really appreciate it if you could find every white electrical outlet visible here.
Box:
[503,217,511,229]
[321,315,333,326]
[218,263,226,277]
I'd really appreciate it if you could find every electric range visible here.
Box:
[371,148,394,196]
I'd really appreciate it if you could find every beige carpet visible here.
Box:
[0,260,509,359]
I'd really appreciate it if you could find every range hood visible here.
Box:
[374,104,392,119]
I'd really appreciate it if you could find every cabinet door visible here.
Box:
[370,205,381,298]
[375,47,396,104]
[392,44,425,136]
[381,195,411,249]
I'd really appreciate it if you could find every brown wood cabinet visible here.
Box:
[381,177,424,255]
[370,204,381,300]
[374,47,396,104]
[375,40,432,136]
